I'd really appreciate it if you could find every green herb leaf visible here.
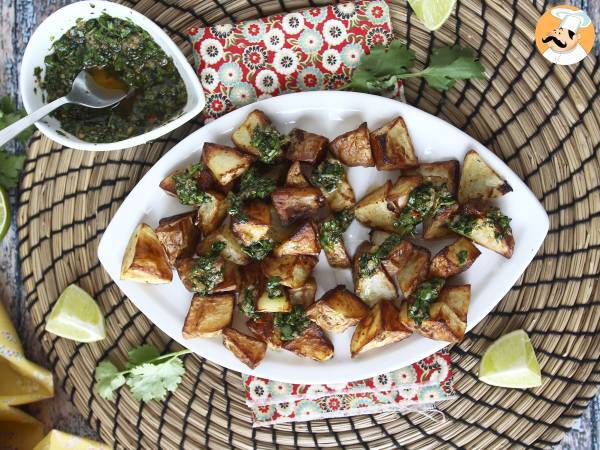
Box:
[0,151,26,189]
[266,276,284,298]
[408,278,445,325]
[126,357,185,402]
[251,126,288,164]
[310,160,344,192]
[0,95,33,144]
[274,305,309,341]
[359,234,403,277]
[126,344,160,369]
[95,361,126,401]
[239,288,260,320]
[242,238,274,261]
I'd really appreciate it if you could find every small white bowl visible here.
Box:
[20,0,204,151]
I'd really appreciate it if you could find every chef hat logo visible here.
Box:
[535,5,595,66]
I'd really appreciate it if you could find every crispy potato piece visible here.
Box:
[121,223,173,283]
[351,301,411,357]
[422,202,459,239]
[195,190,228,235]
[182,293,234,338]
[155,212,199,266]
[283,322,334,362]
[202,143,254,186]
[354,181,398,233]
[405,160,460,196]
[257,288,292,313]
[323,236,352,268]
[239,261,265,292]
[330,122,374,167]
[176,257,221,293]
[274,221,320,257]
[231,110,271,157]
[247,313,283,349]
[395,245,430,297]
[317,158,356,212]
[288,277,317,307]
[369,230,415,277]
[286,128,329,164]
[430,237,481,278]
[352,241,398,307]
[400,285,470,342]
[213,261,241,293]
[269,208,295,244]
[223,328,267,369]
[176,257,238,294]
[385,175,423,214]
[285,161,310,187]
[159,165,214,197]
[306,285,369,333]
[231,200,272,246]
[458,150,513,203]
[197,220,251,265]
[369,117,418,170]
[271,186,324,225]
[261,254,319,288]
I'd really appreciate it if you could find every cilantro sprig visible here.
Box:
[0,95,32,189]
[343,41,485,93]
[95,344,192,402]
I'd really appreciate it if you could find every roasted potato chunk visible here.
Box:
[385,176,423,214]
[283,322,334,362]
[231,110,271,157]
[256,290,292,313]
[288,277,317,307]
[182,293,234,338]
[159,165,214,197]
[247,313,283,349]
[322,236,352,268]
[369,116,418,170]
[223,328,267,369]
[422,202,459,239]
[351,301,411,357]
[213,261,241,293]
[195,190,228,235]
[458,150,513,203]
[274,221,320,257]
[369,230,414,277]
[261,254,319,288]
[285,161,310,187]
[197,220,251,265]
[354,181,398,233]
[121,223,173,283]
[400,285,470,342]
[430,237,481,278]
[313,158,356,212]
[155,212,199,266]
[395,245,430,297]
[352,241,398,307]
[271,186,324,225]
[202,143,254,186]
[306,286,369,333]
[176,257,222,293]
[231,200,272,246]
[405,160,460,196]
[286,128,329,164]
[330,122,374,167]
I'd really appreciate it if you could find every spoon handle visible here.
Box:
[0,96,69,147]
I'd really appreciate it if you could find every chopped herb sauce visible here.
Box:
[449,214,478,237]
[408,278,445,325]
[457,250,468,265]
[266,276,284,298]
[173,163,210,205]
[274,305,309,341]
[310,160,344,192]
[242,239,274,260]
[394,183,455,235]
[251,126,288,164]
[487,207,512,240]
[189,241,226,295]
[358,234,403,277]
[37,14,186,143]
[239,288,259,320]
[227,168,275,221]
[319,208,354,251]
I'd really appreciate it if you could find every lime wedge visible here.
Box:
[45,285,106,342]
[408,0,457,31]
[0,186,10,241]
[479,329,542,388]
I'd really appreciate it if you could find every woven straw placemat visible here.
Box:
[17,0,599,448]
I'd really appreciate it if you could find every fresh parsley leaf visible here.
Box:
[0,151,26,188]
[274,305,310,341]
[126,358,185,402]
[95,360,126,401]
[0,95,33,144]
[126,344,160,369]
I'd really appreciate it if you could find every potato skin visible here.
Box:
[159,165,215,197]
[458,150,513,203]
[195,190,228,235]
[330,122,374,167]
[395,245,430,297]
[282,322,334,362]
[231,200,272,246]
[182,293,235,338]
[155,212,200,266]
[323,237,352,269]
[422,202,459,239]
[430,237,481,278]
[247,313,283,349]
[121,223,173,283]
[286,129,329,164]
[352,241,398,307]
[306,285,369,333]
[261,254,319,288]
[288,277,317,307]
[354,181,398,233]
[369,117,418,170]
[285,161,310,187]
[202,142,254,186]
[350,301,411,357]
[274,221,321,257]
[231,110,271,157]
[405,160,460,196]
[385,175,423,214]
[223,328,267,369]
[271,186,324,225]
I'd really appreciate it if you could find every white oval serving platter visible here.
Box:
[98,91,549,384]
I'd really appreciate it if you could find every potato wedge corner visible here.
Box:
[195,190,228,235]
[286,128,329,164]
[351,301,411,357]
[261,254,319,288]
[330,122,374,167]
[155,212,199,266]
[223,328,267,369]
[282,322,334,362]
[202,142,254,186]
[274,221,320,257]
[197,220,251,265]
[369,116,418,170]
[354,181,398,233]
[395,245,430,297]
[121,223,173,283]
[458,150,513,203]
[231,200,272,246]
[231,110,271,157]
[285,161,310,187]
[405,160,460,196]
[271,186,324,225]
[352,241,398,307]
[288,277,317,307]
[247,313,283,349]
[430,237,481,278]
[306,286,369,333]
[182,293,235,338]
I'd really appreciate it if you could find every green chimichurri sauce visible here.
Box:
[274,305,310,341]
[174,164,210,206]
[37,14,187,143]
[251,126,288,163]
[189,241,226,295]
[358,234,403,277]
[408,278,445,325]
[319,208,354,251]
[310,160,344,192]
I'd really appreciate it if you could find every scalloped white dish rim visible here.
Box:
[98,91,549,384]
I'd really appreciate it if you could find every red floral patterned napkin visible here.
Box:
[187,0,403,120]
[243,350,456,426]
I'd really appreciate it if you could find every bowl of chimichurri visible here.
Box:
[20,0,204,151]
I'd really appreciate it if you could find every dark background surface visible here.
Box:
[0,0,598,447]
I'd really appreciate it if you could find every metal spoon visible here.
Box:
[0,69,128,147]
